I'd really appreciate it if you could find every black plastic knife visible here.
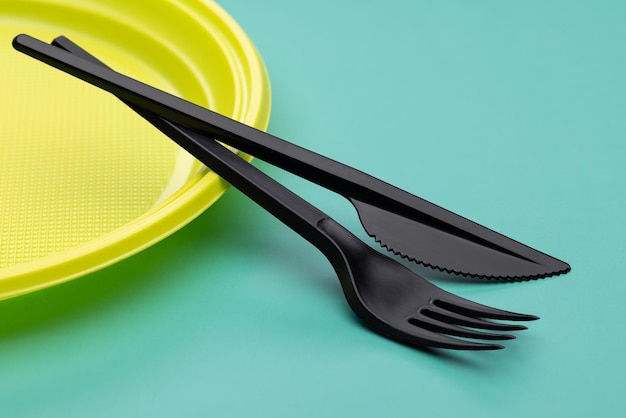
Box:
[13,33,570,280]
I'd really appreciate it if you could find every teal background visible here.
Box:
[2,0,625,416]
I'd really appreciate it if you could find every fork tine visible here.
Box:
[434,295,539,321]
[423,305,528,331]
[402,324,505,350]
[409,316,516,341]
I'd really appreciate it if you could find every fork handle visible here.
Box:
[149,117,371,309]
[46,36,341,256]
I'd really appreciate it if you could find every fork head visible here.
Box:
[318,219,538,350]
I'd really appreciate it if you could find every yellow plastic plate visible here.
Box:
[0,0,271,300]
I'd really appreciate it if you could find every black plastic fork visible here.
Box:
[44,36,538,350]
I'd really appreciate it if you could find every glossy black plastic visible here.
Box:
[41,37,541,350]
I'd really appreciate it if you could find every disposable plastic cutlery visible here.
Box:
[19,35,540,350]
[12,33,570,281]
